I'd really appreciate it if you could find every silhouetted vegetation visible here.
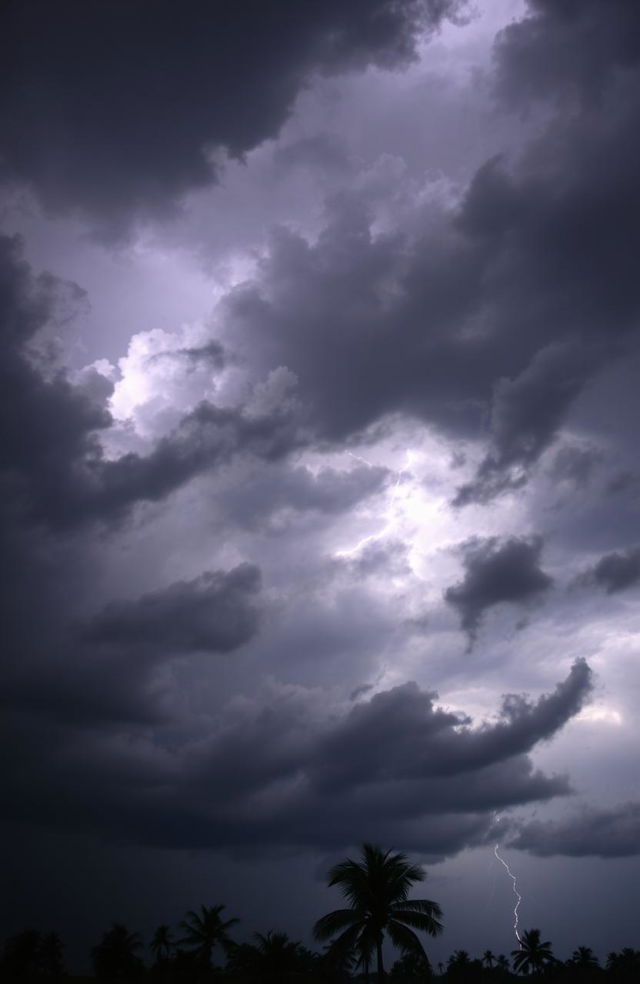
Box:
[2,843,639,982]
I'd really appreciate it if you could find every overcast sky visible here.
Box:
[1,0,640,972]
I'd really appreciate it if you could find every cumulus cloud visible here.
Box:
[444,536,553,641]
[509,801,640,858]
[0,236,306,529]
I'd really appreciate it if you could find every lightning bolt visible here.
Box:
[493,843,523,946]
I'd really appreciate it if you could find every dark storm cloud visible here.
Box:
[0,0,465,227]
[311,659,592,789]
[2,661,591,856]
[494,0,640,108]
[85,564,261,655]
[454,340,600,504]
[2,562,264,734]
[509,801,640,858]
[444,536,552,639]
[213,0,640,500]
[579,547,640,595]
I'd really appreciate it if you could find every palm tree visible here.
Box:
[179,904,238,971]
[40,932,65,978]
[228,930,309,982]
[483,949,496,969]
[511,929,554,976]
[569,946,598,968]
[151,924,175,964]
[313,842,443,983]
[91,924,143,980]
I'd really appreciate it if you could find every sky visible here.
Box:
[1,0,640,972]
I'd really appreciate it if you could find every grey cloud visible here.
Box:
[335,538,411,579]
[580,547,640,594]
[0,0,465,228]
[221,68,640,490]
[455,341,599,504]
[85,563,262,655]
[312,659,592,789]
[218,462,389,531]
[509,802,640,858]
[2,662,589,856]
[495,0,640,109]
[444,536,553,640]
[548,442,601,488]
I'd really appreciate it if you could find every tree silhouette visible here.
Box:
[91,924,143,980]
[39,932,65,979]
[511,929,554,976]
[228,930,310,982]
[314,842,443,983]
[483,949,496,969]
[179,904,238,971]
[151,924,175,964]
[2,930,44,979]
[606,948,640,982]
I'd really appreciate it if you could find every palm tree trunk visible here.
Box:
[375,935,384,984]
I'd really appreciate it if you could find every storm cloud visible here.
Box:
[0,0,465,229]
[509,802,640,858]
[2,0,640,966]
[444,536,553,640]
[85,563,262,655]
[579,547,640,595]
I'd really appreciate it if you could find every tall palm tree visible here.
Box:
[313,842,443,983]
[151,924,175,964]
[179,904,238,970]
[511,929,554,976]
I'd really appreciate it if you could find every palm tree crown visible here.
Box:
[150,924,175,963]
[313,842,443,983]
[179,904,239,969]
[512,929,554,976]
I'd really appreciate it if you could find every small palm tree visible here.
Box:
[570,946,598,968]
[228,930,309,982]
[40,932,65,978]
[91,924,143,980]
[179,904,238,970]
[483,949,496,968]
[314,842,443,983]
[151,924,175,964]
[511,929,554,976]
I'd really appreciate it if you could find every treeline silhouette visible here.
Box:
[2,844,638,983]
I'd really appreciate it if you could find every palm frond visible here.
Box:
[313,908,361,941]
[390,901,443,936]
[387,920,428,959]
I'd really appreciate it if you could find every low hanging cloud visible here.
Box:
[444,535,553,641]
[2,659,592,857]
[579,546,640,595]
[85,563,262,655]
[508,801,640,858]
